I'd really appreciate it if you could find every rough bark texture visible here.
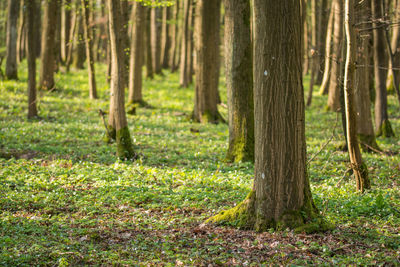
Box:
[151,7,162,74]
[192,0,223,123]
[224,0,254,163]
[26,0,38,119]
[208,0,329,233]
[145,8,153,79]
[354,0,379,152]
[169,0,180,72]
[5,0,20,80]
[39,0,59,90]
[107,0,136,160]
[343,0,370,192]
[327,0,343,111]
[82,0,97,99]
[372,0,395,137]
[180,0,191,88]
[128,1,146,113]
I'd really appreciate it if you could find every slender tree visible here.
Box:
[5,0,20,80]
[169,0,180,72]
[208,0,326,232]
[161,6,171,69]
[16,0,25,64]
[81,0,98,99]
[61,0,72,63]
[224,0,254,162]
[192,0,223,123]
[107,0,136,159]
[145,7,154,79]
[26,0,38,119]
[179,0,191,87]
[72,13,86,70]
[151,7,162,74]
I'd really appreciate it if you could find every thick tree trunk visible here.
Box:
[82,0,97,99]
[208,0,325,232]
[128,1,146,114]
[179,0,191,87]
[169,0,180,72]
[343,0,370,192]
[224,0,254,163]
[151,7,162,74]
[372,0,395,137]
[161,7,171,69]
[327,0,343,111]
[39,0,59,90]
[145,7,154,79]
[192,0,223,123]
[319,3,334,95]
[106,0,136,160]
[5,0,20,80]
[26,0,38,119]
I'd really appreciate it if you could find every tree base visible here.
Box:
[116,126,137,160]
[206,191,333,234]
[103,125,116,144]
[190,110,226,124]
[226,138,254,163]
[358,134,380,153]
[127,100,153,115]
[376,119,395,138]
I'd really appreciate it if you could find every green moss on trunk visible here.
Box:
[103,125,116,144]
[116,126,137,160]
[358,134,380,153]
[376,119,395,137]
[226,136,254,163]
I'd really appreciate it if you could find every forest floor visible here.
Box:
[0,63,400,266]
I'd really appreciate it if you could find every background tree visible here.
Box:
[169,0,180,72]
[5,0,20,80]
[145,7,154,79]
[26,0,38,119]
[180,0,191,88]
[224,0,254,162]
[151,7,162,75]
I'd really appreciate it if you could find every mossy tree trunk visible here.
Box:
[5,0,20,80]
[372,0,395,137]
[128,1,146,114]
[81,0,97,99]
[344,0,370,192]
[208,0,327,232]
[26,0,38,119]
[354,0,379,152]
[224,0,254,163]
[327,0,343,112]
[107,0,136,160]
[39,0,59,90]
[179,0,191,88]
[192,0,223,124]
[169,0,180,72]
[151,7,162,75]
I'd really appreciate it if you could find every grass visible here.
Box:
[0,61,399,265]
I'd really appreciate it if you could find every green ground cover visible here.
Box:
[0,62,399,265]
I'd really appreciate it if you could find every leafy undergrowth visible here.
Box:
[0,62,399,266]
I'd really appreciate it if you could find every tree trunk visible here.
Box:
[169,0,180,72]
[327,0,343,111]
[187,2,195,85]
[26,0,38,119]
[303,0,309,76]
[34,0,42,58]
[307,0,318,106]
[82,0,97,99]
[106,0,136,160]
[128,1,146,114]
[386,1,400,93]
[65,3,78,72]
[372,0,395,137]
[61,0,72,63]
[343,0,370,192]
[161,6,171,69]
[145,7,154,79]
[319,2,334,95]
[151,7,162,74]
[16,0,25,64]
[316,0,328,84]
[5,0,20,80]
[72,13,86,70]
[179,0,191,87]
[224,0,254,163]
[39,0,59,90]
[208,0,326,232]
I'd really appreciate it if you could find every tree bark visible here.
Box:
[128,1,146,113]
[72,13,86,70]
[26,0,38,119]
[106,0,136,160]
[187,2,195,85]
[224,0,254,163]
[169,0,180,72]
[39,0,59,90]
[179,0,191,87]
[65,2,78,72]
[319,2,334,95]
[151,7,162,74]
[145,7,154,79]
[61,0,72,63]
[343,0,370,192]
[192,0,223,123]
[372,0,395,137]
[16,0,25,64]
[208,0,325,232]
[161,6,171,69]
[81,0,97,99]
[5,0,20,80]
[327,0,343,111]
[307,0,318,106]
[386,1,400,93]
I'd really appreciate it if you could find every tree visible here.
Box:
[224,0,254,162]
[192,0,223,123]
[343,0,370,191]
[145,7,154,79]
[107,0,136,160]
[26,0,38,119]
[179,0,191,87]
[208,0,327,232]
[72,13,86,70]
[161,6,171,69]
[5,0,20,80]
[169,0,180,72]
[39,0,59,90]
[151,7,162,74]
[61,0,72,63]
[128,1,146,114]
[319,4,335,95]
[81,0,98,99]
